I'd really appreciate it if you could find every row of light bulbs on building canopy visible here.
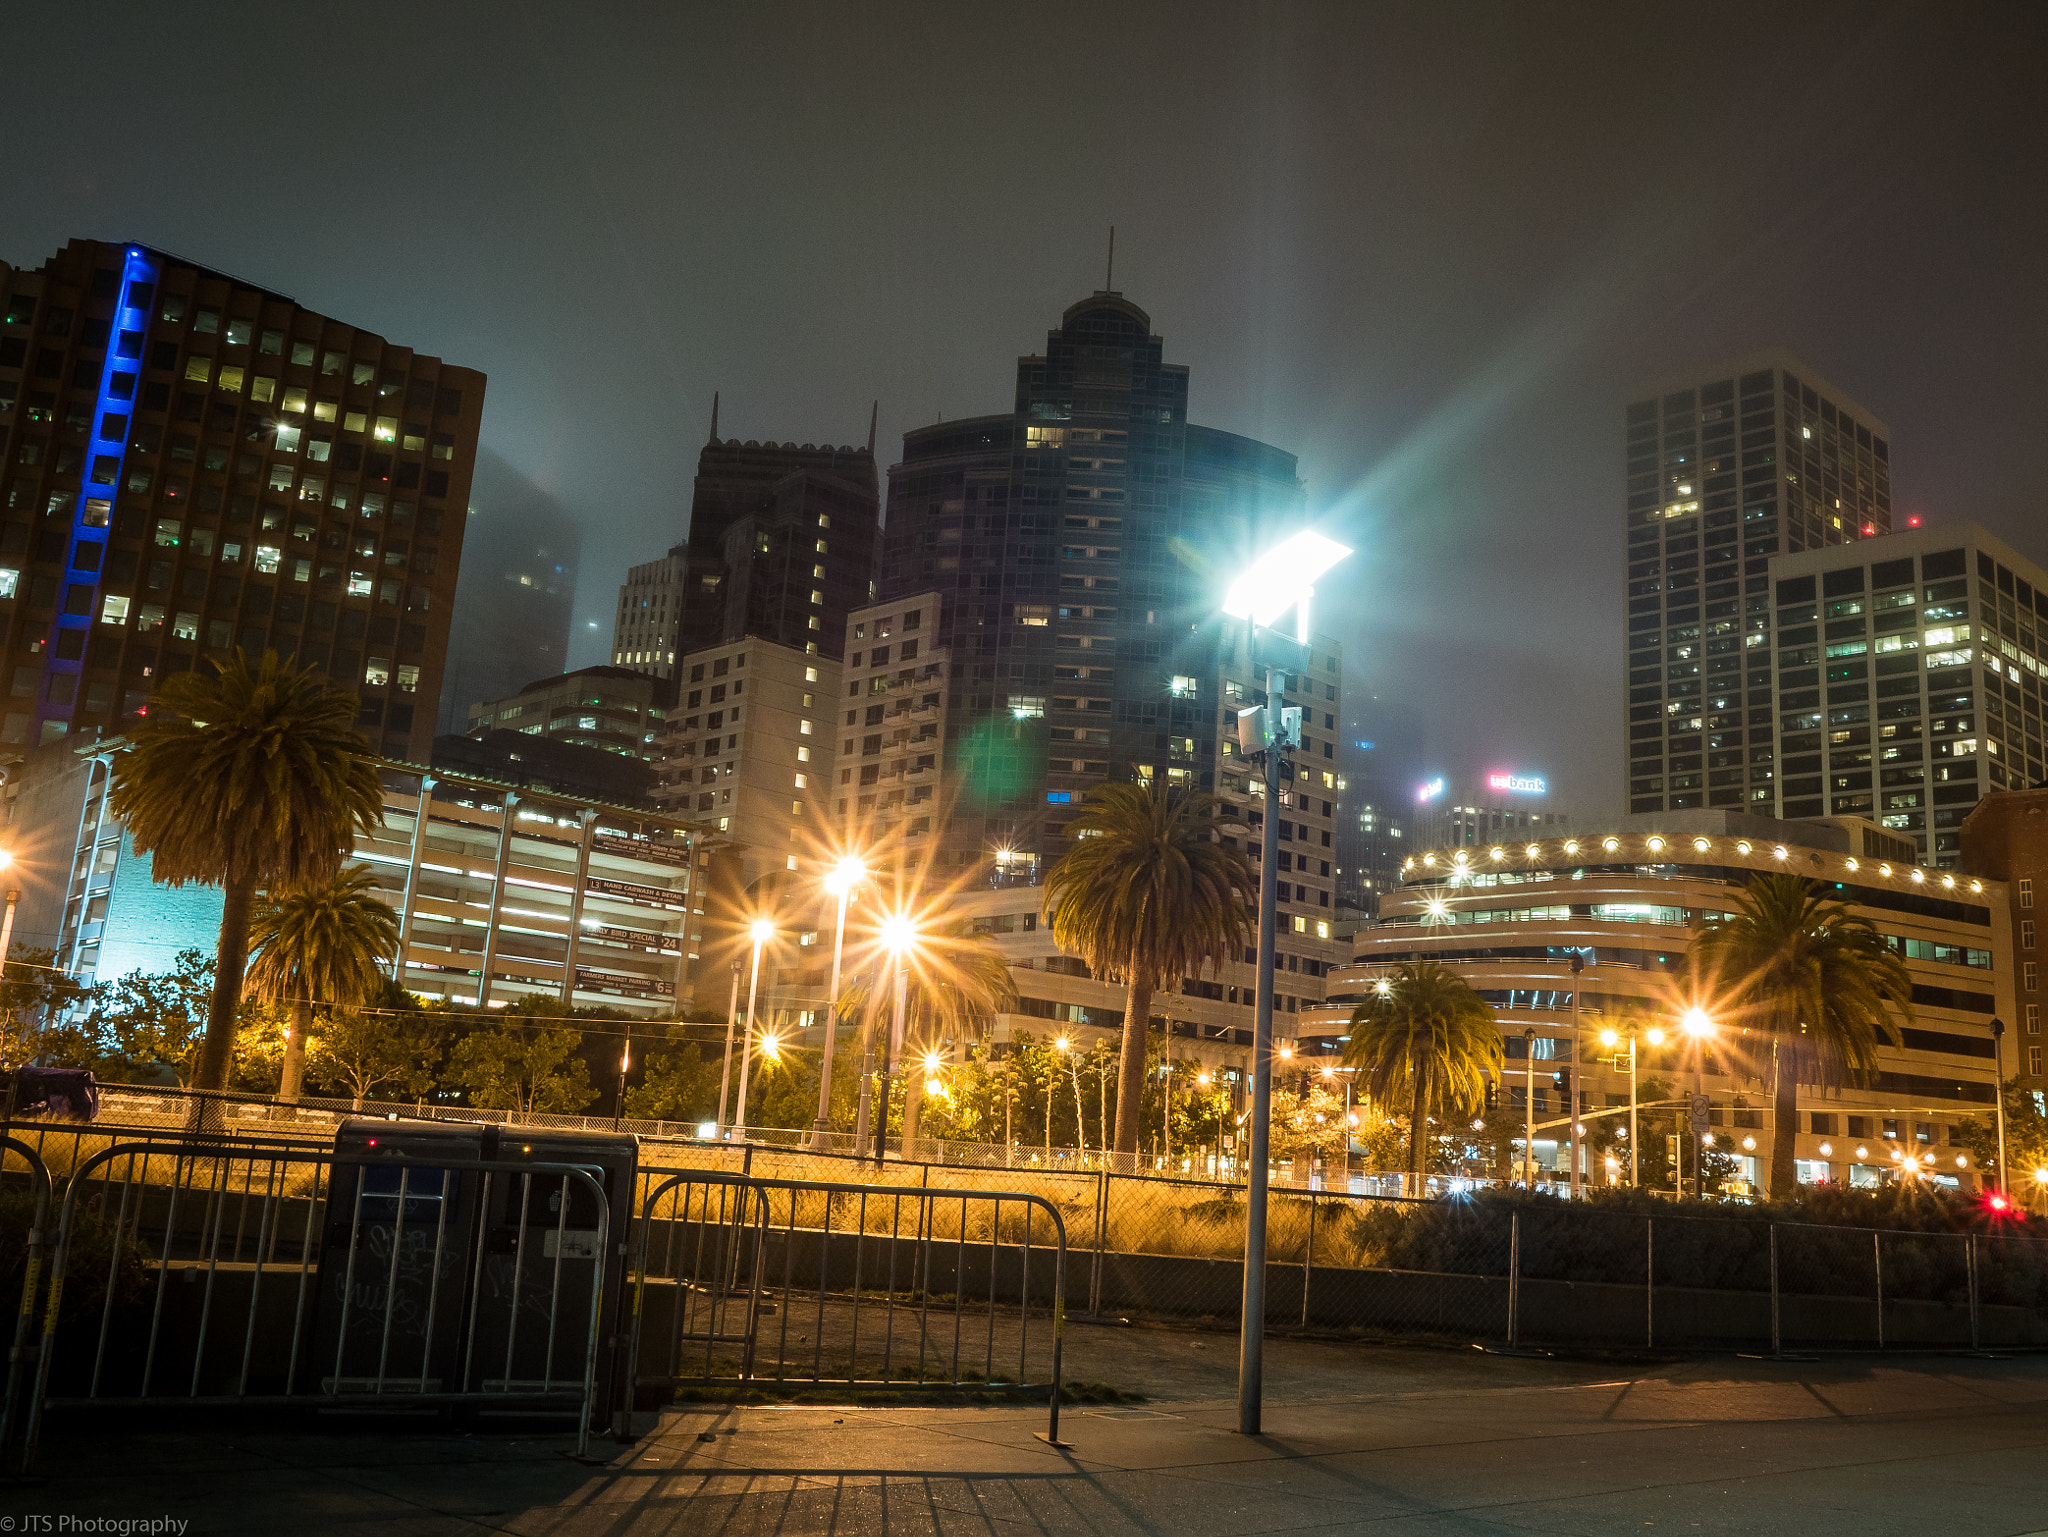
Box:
[1404,837,1984,894]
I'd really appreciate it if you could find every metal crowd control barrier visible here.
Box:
[631,1168,1069,1444]
[1,1136,53,1473]
[18,1139,616,1470]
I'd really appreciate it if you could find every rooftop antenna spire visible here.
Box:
[866,399,877,455]
[708,390,720,444]
[1105,226,1115,291]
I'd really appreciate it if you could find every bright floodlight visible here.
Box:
[825,856,866,896]
[1681,1008,1713,1037]
[1599,1028,1619,1047]
[1055,1035,1071,1052]
[922,1051,944,1074]
[1646,1028,1665,1045]
[0,850,13,870]
[750,918,775,944]
[1221,530,1352,632]
[758,1032,781,1062]
[880,914,918,953]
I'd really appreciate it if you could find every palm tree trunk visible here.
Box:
[1408,1063,1429,1196]
[1770,1040,1799,1199]
[190,878,255,1131]
[279,989,313,1105]
[1113,971,1154,1159]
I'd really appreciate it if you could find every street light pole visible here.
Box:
[1238,657,1286,1438]
[1522,1027,1536,1187]
[1219,525,1351,1442]
[1569,953,1584,1201]
[1991,1017,2008,1200]
[879,944,908,1160]
[714,959,741,1134]
[733,923,769,1138]
[812,859,863,1149]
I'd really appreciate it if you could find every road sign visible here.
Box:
[1689,1093,1711,1133]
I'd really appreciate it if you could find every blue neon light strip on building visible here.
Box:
[42,245,160,741]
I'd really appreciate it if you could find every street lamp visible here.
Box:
[0,848,19,975]
[873,913,918,1160]
[1598,1022,1662,1185]
[714,958,743,1134]
[810,854,867,1150]
[1221,525,1351,1439]
[1990,1018,2008,1201]
[1681,1007,1714,1198]
[731,919,773,1138]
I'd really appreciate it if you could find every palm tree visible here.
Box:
[109,650,385,1117]
[247,865,402,1103]
[1685,873,1913,1199]
[1343,960,1502,1189]
[1044,782,1256,1157]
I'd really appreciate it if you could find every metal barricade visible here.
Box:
[19,1140,615,1469]
[631,1168,1069,1443]
[1,1136,53,1473]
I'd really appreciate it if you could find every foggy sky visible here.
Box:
[6,1,2043,817]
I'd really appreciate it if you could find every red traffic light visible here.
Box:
[1989,1193,2008,1212]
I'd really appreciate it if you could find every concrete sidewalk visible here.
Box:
[19,1343,2048,1534]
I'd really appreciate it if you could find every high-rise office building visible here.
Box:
[876,290,1311,875]
[464,663,673,760]
[1623,351,1891,822]
[437,448,578,733]
[1766,523,2045,867]
[1412,771,1571,851]
[664,402,879,664]
[1334,694,1420,917]
[0,239,484,763]
[612,546,687,678]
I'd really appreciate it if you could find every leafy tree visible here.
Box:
[109,651,384,1119]
[1686,873,1914,1199]
[0,948,91,1069]
[1045,782,1254,1156]
[246,865,401,1102]
[307,980,447,1109]
[446,1008,598,1116]
[75,950,211,1084]
[1270,1079,1351,1170]
[623,1039,720,1125]
[1344,960,1503,1186]
[1960,1078,2048,1198]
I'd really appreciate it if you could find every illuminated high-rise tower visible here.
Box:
[1622,351,1891,819]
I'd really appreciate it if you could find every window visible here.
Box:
[2027,1004,2040,1035]
[2026,920,2037,950]
[343,411,367,433]
[137,604,165,632]
[172,611,199,640]
[2031,1046,2043,1077]
[373,416,397,443]
[2023,879,2035,910]
[799,719,813,735]
[1008,695,1045,719]
[396,664,419,693]
[254,545,282,574]
[2027,961,2039,992]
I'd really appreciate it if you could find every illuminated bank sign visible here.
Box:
[1415,777,1445,802]
[1488,772,1547,795]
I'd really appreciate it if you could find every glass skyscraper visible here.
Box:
[1623,351,1892,819]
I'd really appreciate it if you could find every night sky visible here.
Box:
[7,3,2043,817]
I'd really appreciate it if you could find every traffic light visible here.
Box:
[1485,1080,1499,1113]
[1552,1069,1572,1100]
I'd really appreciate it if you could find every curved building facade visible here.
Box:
[1322,809,2014,1191]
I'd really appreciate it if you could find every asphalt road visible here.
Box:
[18,1338,2048,1534]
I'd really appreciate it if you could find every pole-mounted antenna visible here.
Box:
[867,399,877,455]
[709,390,720,445]
[1106,226,1115,291]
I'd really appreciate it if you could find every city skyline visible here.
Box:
[7,7,2044,817]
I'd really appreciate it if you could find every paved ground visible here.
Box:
[17,1335,2048,1534]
